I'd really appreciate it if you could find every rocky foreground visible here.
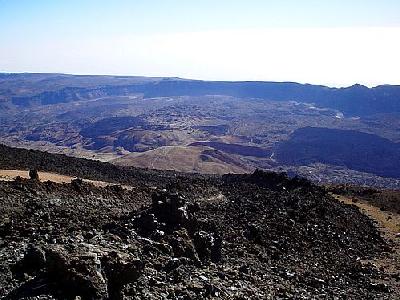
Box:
[0,169,395,299]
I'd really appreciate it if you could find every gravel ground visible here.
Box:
[0,170,395,299]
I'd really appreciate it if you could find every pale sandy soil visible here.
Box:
[0,169,133,190]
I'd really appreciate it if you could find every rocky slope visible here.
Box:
[0,145,396,299]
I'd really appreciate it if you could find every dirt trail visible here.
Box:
[0,169,134,190]
[333,194,400,298]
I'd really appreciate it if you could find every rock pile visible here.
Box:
[132,191,222,263]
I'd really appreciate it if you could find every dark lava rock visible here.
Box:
[0,169,394,299]
[45,245,109,299]
[192,230,222,263]
[29,169,39,181]
[151,191,189,229]
[12,244,46,278]
[102,251,144,299]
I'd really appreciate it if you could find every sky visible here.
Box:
[1,0,400,87]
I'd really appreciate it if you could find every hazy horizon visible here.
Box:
[1,70,398,89]
[1,1,400,87]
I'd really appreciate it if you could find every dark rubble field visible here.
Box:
[0,160,394,299]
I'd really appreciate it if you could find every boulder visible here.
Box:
[29,169,39,181]
[46,245,108,299]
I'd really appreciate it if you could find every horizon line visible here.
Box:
[1,71,398,89]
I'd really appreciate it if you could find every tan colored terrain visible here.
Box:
[112,145,253,174]
[0,169,133,189]
[0,170,74,183]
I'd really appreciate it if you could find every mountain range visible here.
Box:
[1,73,400,189]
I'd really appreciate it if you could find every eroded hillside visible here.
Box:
[2,74,400,188]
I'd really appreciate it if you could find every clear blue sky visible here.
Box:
[1,0,400,86]
[1,0,400,36]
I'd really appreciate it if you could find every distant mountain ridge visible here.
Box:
[1,73,400,188]
[277,127,400,178]
[1,73,400,116]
